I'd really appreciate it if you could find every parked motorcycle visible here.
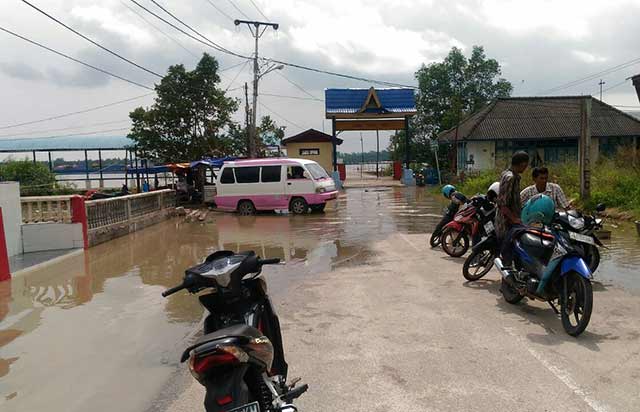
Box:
[554,204,606,273]
[495,227,594,336]
[162,251,307,412]
[441,195,496,257]
[430,195,468,247]
[462,204,606,282]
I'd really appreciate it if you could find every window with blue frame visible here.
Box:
[599,137,635,158]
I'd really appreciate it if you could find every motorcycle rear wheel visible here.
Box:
[463,248,495,281]
[561,272,593,337]
[441,227,469,257]
[501,279,524,304]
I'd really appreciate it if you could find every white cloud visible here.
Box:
[266,0,463,74]
[572,50,608,64]
[71,5,155,47]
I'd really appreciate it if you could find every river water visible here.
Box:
[0,187,637,412]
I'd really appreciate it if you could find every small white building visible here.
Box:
[438,96,640,172]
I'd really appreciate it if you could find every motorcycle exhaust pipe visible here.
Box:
[494,258,514,285]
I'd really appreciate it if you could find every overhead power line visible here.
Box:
[224,59,250,91]
[0,119,130,138]
[248,0,269,21]
[204,0,234,22]
[258,102,305,130]
[0,26,154,90]
[0,94,152,130]
[21,0,163,79]
[538,56,640,95]
[0,127,131,142]
[274,71,323,101]
[227,0,250,19]
[132,1,417,89]
[261,93,323,102]
[120,0,199,58]
[131,0,251,59]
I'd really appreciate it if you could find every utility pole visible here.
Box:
[360,132,364,180]
[579,96,592,200]
[599,79,606,101]
[244,82,250,154]
[376,130,380,179]
[235,19,280,158]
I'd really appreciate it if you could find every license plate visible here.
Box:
[569,231,595,245]
[484,221,495,234]
[227,401,260,412]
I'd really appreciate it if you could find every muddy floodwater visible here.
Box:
[0,187,638,412]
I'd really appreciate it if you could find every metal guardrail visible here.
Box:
[84,189,175,230]
[21,195,74,224]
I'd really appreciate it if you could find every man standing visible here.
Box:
[496,151,530,271]
[520,167,571,210]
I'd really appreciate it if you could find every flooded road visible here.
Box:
[0,187,638,412]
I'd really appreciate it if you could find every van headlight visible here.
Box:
[316,187,326,193]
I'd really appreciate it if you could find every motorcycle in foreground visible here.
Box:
[162,251,307,412]
[495,226,594,336]
[441,195,496,257]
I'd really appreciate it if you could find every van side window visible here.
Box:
[220,168,235,184]
[261,166,281,182]
[287,166,307,179]
[235,167,260,183]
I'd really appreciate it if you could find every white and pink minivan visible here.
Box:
[214,158,338,215]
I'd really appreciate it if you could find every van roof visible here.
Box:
[222,158,315,167]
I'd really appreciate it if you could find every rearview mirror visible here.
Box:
[595,203,606,212]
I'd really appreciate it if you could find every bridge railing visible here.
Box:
[21,195,74,224]
[85,189,175,230]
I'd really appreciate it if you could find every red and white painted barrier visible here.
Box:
[70,196,89,250]
[0,207,11,281]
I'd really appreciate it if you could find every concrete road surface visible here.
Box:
[164,233,640,412]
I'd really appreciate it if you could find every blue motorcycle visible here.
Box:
[495,225,593,337]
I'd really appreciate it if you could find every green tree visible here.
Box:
[257,115,286,148]
[128,53,239,162]
[415,46,512,138]
[0,160,56,195]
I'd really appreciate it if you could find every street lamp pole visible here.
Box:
[235,19,279,158]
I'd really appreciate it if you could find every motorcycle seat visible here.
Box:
[181,324,263,362]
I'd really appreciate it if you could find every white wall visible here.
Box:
[0,181,23,256]
[22,223,84,253]
[466,141,495,171]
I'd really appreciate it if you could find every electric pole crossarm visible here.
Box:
[234,19,279,30]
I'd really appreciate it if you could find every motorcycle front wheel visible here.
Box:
[430,232,441,248]
[584,245,600,274]
[561,272,593,337]
[463,248,495,281]
[441,227,469,257]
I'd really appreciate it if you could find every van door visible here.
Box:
[259,165,287,209]
[285,164,314,199]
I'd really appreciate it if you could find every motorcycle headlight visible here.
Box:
[568,215,585,230]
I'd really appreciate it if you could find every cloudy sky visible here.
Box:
[1,0,640,156]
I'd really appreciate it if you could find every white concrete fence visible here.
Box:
[85,189,175,230]
[21,195,73,224]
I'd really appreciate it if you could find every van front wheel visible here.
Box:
[290,198,309,214]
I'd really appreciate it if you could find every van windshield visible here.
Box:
[305,163,329,180]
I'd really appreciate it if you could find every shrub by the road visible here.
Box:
[0,160,75,196]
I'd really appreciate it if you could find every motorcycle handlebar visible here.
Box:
[258,258,281,266]
[162,284,186,297]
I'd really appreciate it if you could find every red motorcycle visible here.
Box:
[441,196,496,257]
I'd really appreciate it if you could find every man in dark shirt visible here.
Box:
[496,151,530,270]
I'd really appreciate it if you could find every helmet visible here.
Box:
[442,184,456,199]
[487,182,500,198]
[521,194,555,225]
